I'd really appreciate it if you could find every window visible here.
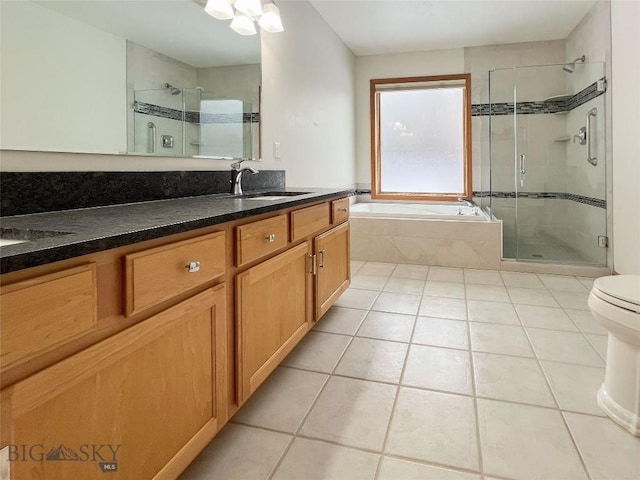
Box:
[370,74,472,201]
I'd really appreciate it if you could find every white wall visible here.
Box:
[260,1,356,188]
[354,49,465,186]
[611,0,640,274]
[0,1,126,154]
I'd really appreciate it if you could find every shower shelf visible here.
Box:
[544,94,572,102]
[554,136,571,142]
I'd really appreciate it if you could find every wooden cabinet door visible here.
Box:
[236,243,312,402]
[0,285,226,480]
[314,222,351,320]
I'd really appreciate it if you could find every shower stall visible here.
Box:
[131,85,257,158]
[485,61,607,266]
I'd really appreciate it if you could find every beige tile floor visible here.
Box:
[180,262,640,480]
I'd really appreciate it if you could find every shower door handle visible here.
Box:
[519,154,526,175]
[586,108,598,166]
[519,154,526,187]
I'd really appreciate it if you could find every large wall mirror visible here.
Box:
[0,0,261,159]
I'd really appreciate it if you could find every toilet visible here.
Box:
[588,275,640,436]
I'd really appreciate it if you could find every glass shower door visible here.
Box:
[512,63,607,265]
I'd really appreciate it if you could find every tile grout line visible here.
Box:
[539,274,598,480]
[465,280,486,479]
[277,363,610,418]
[519,302,595,480]
[372,301,419,479]
[372,263,427,480]
[262,365,335,480]
[264,302,360,480]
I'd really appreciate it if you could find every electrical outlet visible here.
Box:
[273,142,281,160]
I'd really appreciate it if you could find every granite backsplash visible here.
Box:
[0,170,286,216]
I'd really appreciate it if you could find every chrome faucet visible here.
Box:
[230,160,259,195]
[458,197,476,207]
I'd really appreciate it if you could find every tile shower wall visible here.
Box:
[563,0,610,264]
[127,41,198,156]
[464,0,610,267]
[464,40,564,203]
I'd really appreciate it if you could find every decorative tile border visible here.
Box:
[472,77,606,117]
[134,101,260,124]
[354,190,605,209]
[474,191,606,209]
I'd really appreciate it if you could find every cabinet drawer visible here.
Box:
[236,215,288,267]
[0,264,97,370]
[290,203,331,242]
[125,231,225,316]
[331,198,350,224]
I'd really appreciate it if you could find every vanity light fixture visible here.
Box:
[203,0,283,35]
[204,0,234,20]
[230,14,257,35]
[234,0,263,17]
[258,2,284,33]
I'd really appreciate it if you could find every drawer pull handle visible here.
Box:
[265,233,276,243]
[186,261,201,273]
[338,208,348,212]
[319,249,326,268]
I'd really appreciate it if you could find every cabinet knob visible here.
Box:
[265,234,276,243]
[186,261,201,273]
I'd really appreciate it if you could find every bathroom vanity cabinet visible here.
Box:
[0,195,350,480]
[236,200,351,402]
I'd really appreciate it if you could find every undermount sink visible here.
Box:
[0,228,71,247]
[243,191,311,200]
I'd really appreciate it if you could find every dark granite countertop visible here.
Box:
[0,188,353,274]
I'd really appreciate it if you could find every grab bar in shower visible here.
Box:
[147,122,156,154]
[586,108,597,166]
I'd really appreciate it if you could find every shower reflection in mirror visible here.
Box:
[133,84,256,159]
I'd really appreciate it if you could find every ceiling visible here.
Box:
[308,0,597,56]
[30,0,597,65]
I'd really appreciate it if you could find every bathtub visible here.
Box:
[350,202,487,221]
[349,202,502,268]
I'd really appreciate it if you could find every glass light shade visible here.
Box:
[258,3,284,32]
[230,14,257,35]
[204,0,234,20]
[234,0,262,17]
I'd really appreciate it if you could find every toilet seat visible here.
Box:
[592,275,640,314]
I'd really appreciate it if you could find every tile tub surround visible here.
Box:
[0,187,352,273]
[179,263,640,480]
[350,216,502,269]
[0,170,285,216]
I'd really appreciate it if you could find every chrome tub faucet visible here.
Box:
[458,196,476,207]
